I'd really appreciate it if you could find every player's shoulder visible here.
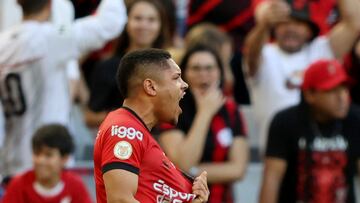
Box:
[98,108,149,142]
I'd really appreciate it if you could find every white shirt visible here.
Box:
[0,0,126,175]
[248,37,334,153]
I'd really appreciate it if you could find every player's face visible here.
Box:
[185,51,221,95]
[127,1,161,48]
[32,146,67,183]
[275,19,312,53]
[155,59,188,125]
[306,85,350,119]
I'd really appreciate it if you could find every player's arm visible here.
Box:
[195,137,248,183]
[103,169,140,203]
[258,157,287,203]
[328,0,360,59]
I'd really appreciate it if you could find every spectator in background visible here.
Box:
[85,0,172,128]
[2,124,92,203]
[184,23,235,97]
[158,45,248,203]
[186,0,254,105]
[253,0,338,35]
[0,0,126,176]
[244,0,360,154]
[259,59,360,203]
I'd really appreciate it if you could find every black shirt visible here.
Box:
[266,103,360,203]
[88,56,123,112]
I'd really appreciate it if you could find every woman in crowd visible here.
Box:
[85,0,172,127]
[158,45,249,203]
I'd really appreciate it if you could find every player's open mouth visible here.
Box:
[181,92,186,99]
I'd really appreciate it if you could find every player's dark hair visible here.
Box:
[17,0,50,16]
[117,48,171,98]
[32,124,74,157]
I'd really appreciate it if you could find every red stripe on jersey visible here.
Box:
[219,8,253,31]
[186,0,223,26]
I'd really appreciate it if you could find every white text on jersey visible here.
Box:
[111,125,143,141]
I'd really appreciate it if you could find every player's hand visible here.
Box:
[192,171,209,203]
[192,83,225,118]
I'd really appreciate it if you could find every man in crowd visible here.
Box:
[94,49,209,203]
[260,59,360,203]
[244,0,360,153]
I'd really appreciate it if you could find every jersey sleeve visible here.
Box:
[100,124,147,175]
[48,0,126,62]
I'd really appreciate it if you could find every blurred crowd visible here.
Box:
[0,0,360,202]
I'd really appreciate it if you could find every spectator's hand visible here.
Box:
[192,83,225,117]
[192,171,209,203]
[255,0,290,27]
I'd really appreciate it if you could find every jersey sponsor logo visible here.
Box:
[298,135,348,151]
[114,141,133,160]
[111,125,143,141]
[153,180,196,202]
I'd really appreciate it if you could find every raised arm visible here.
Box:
[72,0,126,55]
[328,0,360,59]
[103,169,140,203]
[243,0,290,77]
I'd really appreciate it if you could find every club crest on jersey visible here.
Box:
[114,141,133,160]
[111,125,143,141]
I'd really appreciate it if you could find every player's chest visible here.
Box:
[138,144,196,202]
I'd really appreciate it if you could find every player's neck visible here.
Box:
[123,99,157,131]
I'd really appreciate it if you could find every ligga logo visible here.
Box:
[111,125,143,141]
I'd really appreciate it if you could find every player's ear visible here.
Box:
[143,79,157,96]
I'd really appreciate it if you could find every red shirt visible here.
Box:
[2,170,92,203]
[94,107,195,203]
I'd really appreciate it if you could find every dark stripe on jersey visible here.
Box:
[102,162,139,175]
[121,106,150,132]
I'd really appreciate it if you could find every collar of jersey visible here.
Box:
[121,106,150,132]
